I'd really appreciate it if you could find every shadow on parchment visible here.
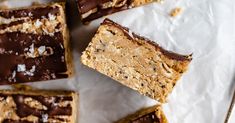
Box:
[228,75,235,98]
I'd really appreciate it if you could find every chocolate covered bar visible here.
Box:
[81,19,192,102]
[0,89,78,123]
[77,0,157,24]
[0,3,73,85]
[116,105,168,123]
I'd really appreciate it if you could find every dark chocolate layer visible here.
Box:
[132,112,160,123]
[0,32,68,85]
[0,93,73,122]
[77,0,133,23]
[0,20,26,30]
[0,4,70,85]
[0,6,60,20]
[101,18,192,61]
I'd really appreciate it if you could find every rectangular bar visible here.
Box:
[77,0,157,24]
[0,89,78,123]
[0,3,73,85]
[116,105,168,123]
[81,19,192,102]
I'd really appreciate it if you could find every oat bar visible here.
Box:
[0,3,73,84]
[116,105,168,123]
[77,0,156,24]
[0,89,78,123]
[81,19,192,102]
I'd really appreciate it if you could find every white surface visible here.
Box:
[1,0,235,123]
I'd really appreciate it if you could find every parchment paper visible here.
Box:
[1,0,235,123]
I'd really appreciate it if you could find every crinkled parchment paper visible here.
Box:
[1,0,235,123]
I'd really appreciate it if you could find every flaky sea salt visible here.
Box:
[17,64,26,72]
[34,19,43,28]
[28,12,33,16]
[12,71,16,78]
[59,43,64,49]
[46,97,56,103]
[51,73,56,79]
[48,13,56,21]
[30,65,36,73]
[38,46,46,55]
[42,114,48,122]
[26,43,36,58]
[8,70,16,82]
[61,56,65,62]
[0,48,5,54]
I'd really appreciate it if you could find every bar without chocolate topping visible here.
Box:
[0,3,73,85]
[116,105,168,123]
[0,89,78,123]
[81,19,192,102]
[77,0,157,24]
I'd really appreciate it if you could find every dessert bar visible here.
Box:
[0,3,73,84]
[77,0,156,24]
[0,89,78,123]
[81,19,192,102]
[116,105,168,123]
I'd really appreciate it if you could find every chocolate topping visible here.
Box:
[77,0,133,23]
[0,93,73,122]
[0,32,68,84]
[132,112,160,123]
[0,3,71,85]
[13,95,45,118]
[0,20,25,30]
[13,94,72,117]
[78,0,101,13]
[0,6,60,20]
[102,18,192,61]
[82,6,128,23]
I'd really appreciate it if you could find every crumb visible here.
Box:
[170,7,183,17]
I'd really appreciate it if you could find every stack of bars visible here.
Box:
[0,2,78,123]
[0,0,193,123]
